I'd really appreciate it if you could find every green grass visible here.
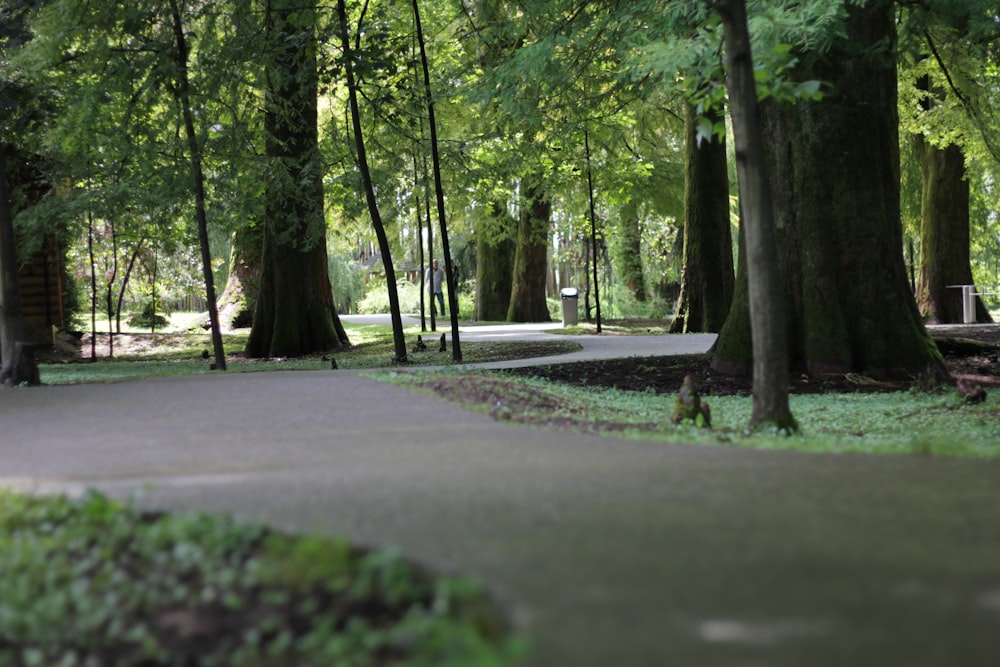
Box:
[378,370,1000,460]
[0,490,520,667]
[554,320,673,336]
[41,322,581,385]
[41,318,1000,459]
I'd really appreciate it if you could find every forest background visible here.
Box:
[1,0,999,362]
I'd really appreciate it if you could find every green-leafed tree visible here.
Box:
[218,223,262,330]
[460,0,578,323]
[613,199,646,303]
[507,177,551,321]
[14,0,268,362]
[714,0,795,430]
[670,103,733,333]
[168,0,226,369]
[246,0,348,358]
[334,0,407,362]
[713,0,947,382]
[0,1,35,383]
[899,1,999,324]
[455,1,520,322]
[475,201,516,320]
[0,147,30,384]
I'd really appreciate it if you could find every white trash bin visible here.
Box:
[560,287,579,327]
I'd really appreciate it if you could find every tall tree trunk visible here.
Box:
[218,224,262,329]
[115,237,144,333]
[0,149,26,374]
[475,201,515,321]
[421,126,436,332]
[337,0,407,361]
[412,153,427,330]
[108,219,118,335]
[87,208,97,360]
[170,0,227,370]
[713,0,947,383]
[584,129,602,331]
[670,103,734,333]
[615,199,646,303]
[507,179,552,322]
[106,219,117,355]
[913,137,992,323]
[247,0,348,358]
[412,0,461,361]
[715,0,795,431]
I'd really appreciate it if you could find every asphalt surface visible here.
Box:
[3,322,1000,666]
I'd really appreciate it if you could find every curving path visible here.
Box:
[3,323,1000,666]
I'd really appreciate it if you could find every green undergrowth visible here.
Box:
[378,370,1000,459]
[0,490,520,667]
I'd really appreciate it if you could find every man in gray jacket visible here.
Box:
[425,259,445,316]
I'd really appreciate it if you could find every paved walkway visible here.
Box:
[3,324,1000,666]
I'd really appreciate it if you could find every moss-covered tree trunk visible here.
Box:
[507,181,551,322]
[913,137,992,323]
[712,0,947,381]
[670,104,734,333]
[615,199,646,303]
[246,0,347,358]
[0,149,27,375]
[218,223,262,331]
[475,201,515,321]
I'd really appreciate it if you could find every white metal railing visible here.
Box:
[947,284,1000,324]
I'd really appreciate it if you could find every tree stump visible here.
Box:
[1,341,41,387]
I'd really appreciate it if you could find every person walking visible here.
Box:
[425,259,445,317]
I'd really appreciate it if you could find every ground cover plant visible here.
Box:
[380,324,1000,459]
[384,369,999,458]
[0,490,518,667]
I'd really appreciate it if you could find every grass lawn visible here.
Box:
[41,316,581,385]
[376,370,1000,460]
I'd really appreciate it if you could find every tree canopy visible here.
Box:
[0,0,997,395]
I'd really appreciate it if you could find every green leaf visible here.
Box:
[696,117,715,147]
[793,80,823,100]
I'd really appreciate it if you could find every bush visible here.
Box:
[126,300,170,329]
[359,279,423,314]
[359,279,475,319]
[0,490,519,667]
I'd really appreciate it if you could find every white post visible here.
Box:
[962,285,976,324]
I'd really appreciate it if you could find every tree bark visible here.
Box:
[615,199,647,303]
[412,0,461,361]
[247,0,348,358]
[475,201,515,321]
[170,0,227,370]
[507,179,552,322]
[336,0,407,362]
[715,0,795,431]
[670,103,734,333]
[712,0,947,383]
[585,129,602,332]
[0,149,28,376]
[913,137,992,323]
[218,224,262,330]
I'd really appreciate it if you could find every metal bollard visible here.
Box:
[962,285,976,324]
